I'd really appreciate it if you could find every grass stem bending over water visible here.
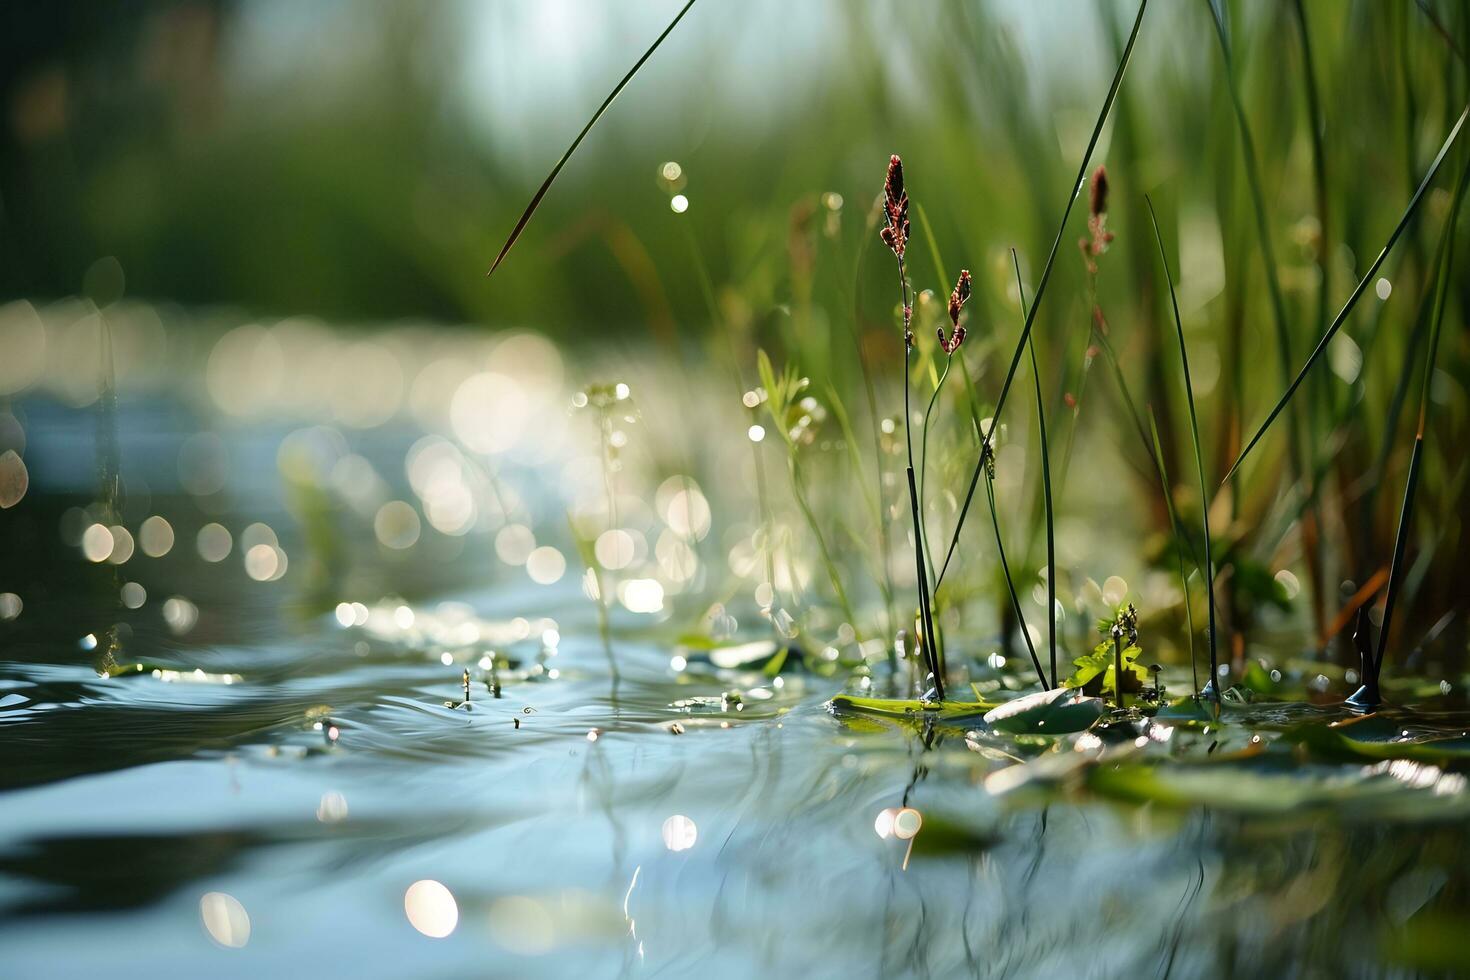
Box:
[1375,152,1469,678]
[487,0,699,276]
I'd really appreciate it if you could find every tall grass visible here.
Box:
[473,0,1470,697]
[1146,197,1219,700]
[934,0,1149,597]
[1224,103,1470,481]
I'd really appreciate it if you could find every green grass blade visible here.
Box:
[1146,196,1219,698]
[1376,151,1470,674]
[1011,249,1058,686]
[1416,153,1470,434]
[1362,152,1469,543]
[935,0,1150,592]
[1206,0,1305,460]
[486,0,699,277]
[1374,435,1424,677]
[985,472,1049,691]
[918,358,952,585]
[1223,102,1470,482]
[1147,409,1198,695]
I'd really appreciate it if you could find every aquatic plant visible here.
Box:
[1066,602,1148,708]
[878,154,943,702]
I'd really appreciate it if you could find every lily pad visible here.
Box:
[1153,695,1220,725]
[1284,715,1470,767]
[1087,756,1470,821]
[982,687,1106,735]
[826,694,995,728]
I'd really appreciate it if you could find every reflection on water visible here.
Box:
[404,880,458,939]
[200,891,251,949]
[1,308,1469,976]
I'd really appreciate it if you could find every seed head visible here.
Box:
[1089,165,1109,218]
[879,154,910,258]
[1082,164,1115,265]
[938,269,971,355]
[947,269,971,325]
[1119,602,1139,647]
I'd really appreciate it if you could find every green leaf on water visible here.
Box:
[681,640,803,675]
[762,647,790,678]
[1088,756,1470,821]
[1283,717,1470,767]
[1154,696,1218,724]
[827,694,995,728]
[982,686,1106,735]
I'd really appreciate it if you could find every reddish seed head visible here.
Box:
[880,154,911,258]
[947,269,972,326]
[938,269,971,355]
[1089,165,1109,218]
[1082,165,1115,264]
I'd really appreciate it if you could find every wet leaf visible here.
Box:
[1284,715,1470,767]
[826,694,995,728]
[1088,756,1470,821]
[982,686,1106,735]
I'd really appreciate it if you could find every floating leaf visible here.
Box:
[1154,696,1219,725]
[1088,756,1470,821]
[982,686,1106,735]
[827,694,995,728]
[1284,716,1470,767]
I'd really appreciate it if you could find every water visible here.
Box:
[6,571,1470,977]
[3,307,1469,977]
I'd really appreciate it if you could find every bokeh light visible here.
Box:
[199,892,250,949]
[661,814,697,851]
[404,879,458,938]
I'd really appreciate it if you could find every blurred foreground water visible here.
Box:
[2,300,1470,977]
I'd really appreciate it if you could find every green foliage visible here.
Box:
[1066,640,1149,696]
[1063,599,1148,694]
